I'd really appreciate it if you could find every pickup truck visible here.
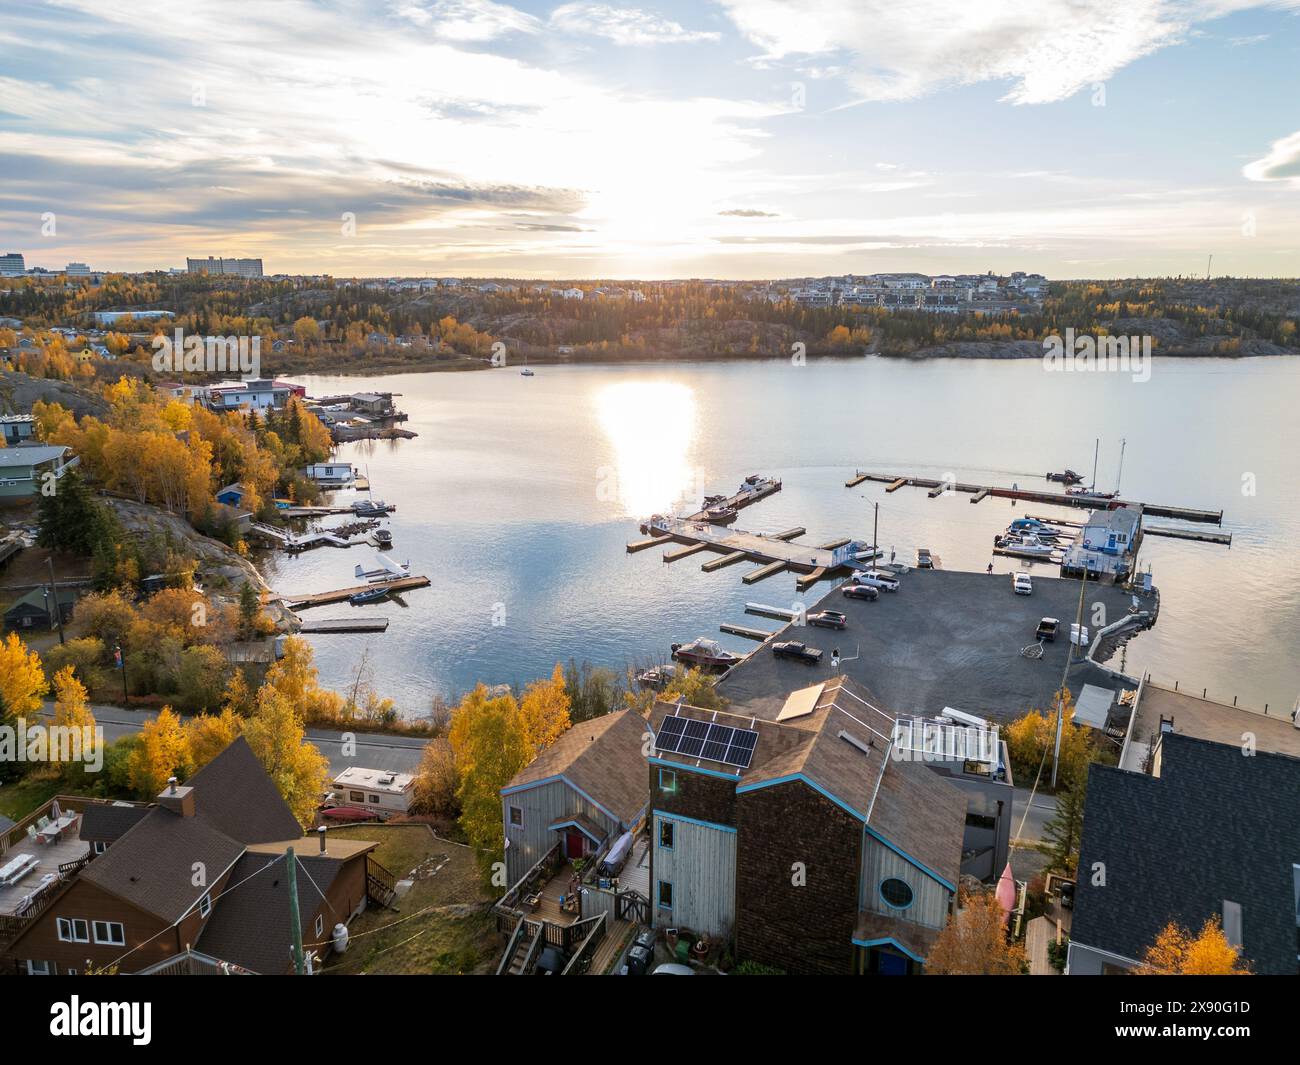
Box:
[772,641,823,665]
[1036,617,1059,642]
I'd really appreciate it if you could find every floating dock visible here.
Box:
[1143,525,1232,546]
[683,477,782,523]
[719,622,776,641]
[846,471,1223,524]
[283,575,430,610]
[297,617,390,633]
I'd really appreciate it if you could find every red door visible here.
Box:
[566,831,585,858]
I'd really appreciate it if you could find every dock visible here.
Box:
[745,603,798,621]
[846,471,1223,524]
[283,575,430,610]
[1143,525,1232,546]
[683,476,782,523]
[719,623,776,641]
[742,560,788,585]
[297,617,390,634]
[701,550,747,572]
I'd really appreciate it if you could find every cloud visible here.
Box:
[716,0,1300,104]
[391,0,540,41]
[550,3,720,45]
[718,208,778,217]
[1243,130,1300,184]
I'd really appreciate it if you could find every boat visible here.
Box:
[520,354,535,376]
[352,499,392,517]
[1067,486,1117,499]
[1046,469,1084,485]
[994,533,1058,556]
[702,493,725,505]
[916,548,933,568]
[670,638,742,670]
[635,666,672,690]
[348,586,391,605]
[704,505,738,525]
[373,529,392,546]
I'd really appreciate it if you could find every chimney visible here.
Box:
[157,779,196,817]
[318,825,327,854]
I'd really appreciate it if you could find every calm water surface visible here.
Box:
[262,357,1300,719]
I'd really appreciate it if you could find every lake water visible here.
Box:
[261,357,1300,720]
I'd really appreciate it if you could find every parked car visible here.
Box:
[807,609,847,629]
[1012,572,1033,595]
[1036,617,1059,641]
[841,583,879,601]
[772,640,823,664]
[852,569,900,592]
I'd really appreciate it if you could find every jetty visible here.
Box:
[297,617,390,634]
[683,475,782,523]
[846,471,1223,524]
[283,575,430,610]
[719,622,776,641]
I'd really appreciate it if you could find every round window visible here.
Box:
[879,878,913,908]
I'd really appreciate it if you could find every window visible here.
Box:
[92,921,125,946]
[368,794,380,804]
[315,914,325,937]
[879,878,914,909]
[26,960,52,976]
[508,805,523,828]
[657,880,673,910]
[91,841,107,855]
[198,892,212,918]
[965,812,996,831]
[56,918,89,943]
[349,790,364,803]
[658,820,674,849]
[658,768,677,793]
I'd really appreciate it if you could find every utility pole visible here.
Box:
[46,557,65,644]
[871,501,879,564]
[1052,575,1089,788]
[286,848,305,975]
[114,643,128,705]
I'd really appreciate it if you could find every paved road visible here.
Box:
[1012,785,1058,844]
[38,702,427,776]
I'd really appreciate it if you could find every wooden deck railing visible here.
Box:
[560,914,607,975]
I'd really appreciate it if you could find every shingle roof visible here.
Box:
[196,852,344,974]
[79,803,150,843]
[503,709,649,826]
[79,737,304,924]
[1073,732,1300,974]
[0,445,66,468]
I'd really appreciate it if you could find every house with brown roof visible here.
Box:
[499,709,649,886]
[648,677,968,975]
[2,738,393,975]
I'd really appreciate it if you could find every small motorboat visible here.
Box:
[702,493,725,505]
[520,367,535,376]
[635,666,672,690]
[373,529,392,546]
[349,586,391,605]
[994,533,1058,556]
[704,505,738,525]
[352,499,392,517]
[1046,469,1084,485]
[671,638,742,671]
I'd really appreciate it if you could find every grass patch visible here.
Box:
[322,824,498,975]
[0,774,63,824]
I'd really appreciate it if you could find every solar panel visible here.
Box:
[722,728,759,769]
[655,716,686,754]
[678,718,710,757]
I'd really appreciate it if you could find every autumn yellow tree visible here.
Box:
[518,663,572,752]
[449,685,531,879]
[1004,688,1090,787]
[1136,915,1251,975]
[412,738,459,819]
[49,665,96,767]
[0,632,49,721]
[242,685,331,827]
[186,707,244,769]
[128,707,194,797]
[926,892,1026,975]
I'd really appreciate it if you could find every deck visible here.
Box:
[0,826,89,917]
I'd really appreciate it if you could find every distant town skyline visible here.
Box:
[3,1,1300,279]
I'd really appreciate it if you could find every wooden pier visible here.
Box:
[846,471,1223,524]
[297,617,391,633]
[283,575,430,610]
[720,623,776,641]
[1143,525,1232,546]
[683,476,782,523]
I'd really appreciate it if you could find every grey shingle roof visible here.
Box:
[196,852,344,974]
[79,737,304,924]
[79,803,150,843]
[1073,732,1300,974]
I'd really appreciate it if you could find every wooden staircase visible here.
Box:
[497,917,542,975]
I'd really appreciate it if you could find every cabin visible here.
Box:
[303,462,355,487]
[4,586,76,631]
[332,767,415,817]
[499,709,649,887]
[1,738,394,975]
[648,677,968,974]
[0,415,35,446]
[0,445,77,503]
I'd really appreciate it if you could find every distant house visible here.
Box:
[0,414,35,445]
[1,738,394,975]
[1061,505,1142,580]
[349,393,392,416]
[302,462,354,487]
[499,709,648,886]
[4,586,76,631]
[0,445,78,503]
[648,677,967,974]
[206,379,291,412]
[214,482,248,506]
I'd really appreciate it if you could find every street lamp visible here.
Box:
[114,643,128,705]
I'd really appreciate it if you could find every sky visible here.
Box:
[1,0,1299,279]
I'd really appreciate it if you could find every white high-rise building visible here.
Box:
[65,262,91,276]
[186,256,264,278]
[0,252,26,276]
